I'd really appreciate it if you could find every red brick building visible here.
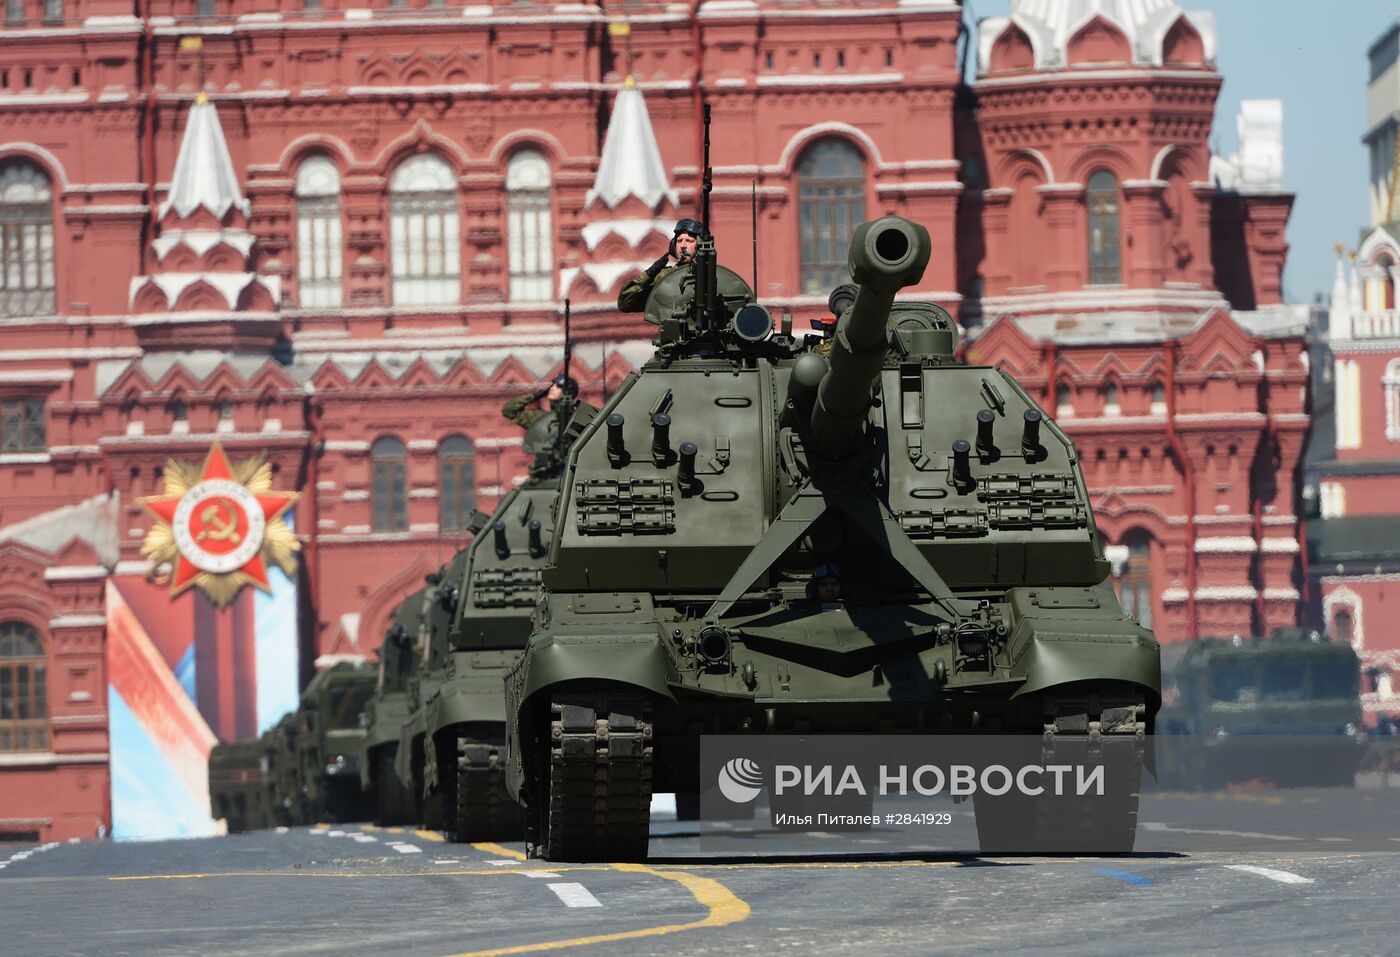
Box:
[1304,16,1400,726]
[0,0,1301,840]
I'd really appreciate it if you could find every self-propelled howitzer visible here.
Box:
[504,216,1161,861]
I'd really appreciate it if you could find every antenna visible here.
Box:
[701,104,713,240]
[553,298,575,457]
[751,179,758,293]
[691,105,718,332]
[562,297,573,389]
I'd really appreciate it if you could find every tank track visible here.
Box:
[534,684,653,862]
[374,748,413,826]
[455,731,523,842]
[976,681,1146,854]
[421,736,457,836]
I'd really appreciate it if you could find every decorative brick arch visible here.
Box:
[1161,15,1207,67]
[0,142,70,190]
[989,21,1035,73]
[1323,585,1364,651]
[777,122,884,174]
[1150,144,1204,183]
[358,554,437,655]
[488,129,568,168]
[1066,15,1132,67]
[273,134,356,175]
[994,147,1055,188]
[1069,144,1137,184]
[372,119,471,174]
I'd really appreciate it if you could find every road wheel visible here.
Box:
[422,735,458,837]
[975,682,1145,855]
[456,725,524,842]
[535,683,652,862]
[375,748,414,825]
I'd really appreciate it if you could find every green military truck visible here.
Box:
[395,554,473,832]
[360,592,425,825]
[292,661,376,823]
[1158,628,1363,787]
[263,712,300,826]
[208,738,270,834]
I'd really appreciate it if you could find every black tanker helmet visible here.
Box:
[669,218,704,258]
[552,373,579,397]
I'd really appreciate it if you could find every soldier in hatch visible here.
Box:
[617,218,703,313]
[502,374,578,431]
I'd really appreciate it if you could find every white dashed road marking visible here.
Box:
[1224,865,1314,885]
[487,860,519,867]
[1141,822,1302,842]
[327,830,345,837]
[525,871,562,879]
[275,827,290,834]
[352,835,378,843]
[391,844,423,855]
[546,883,603,908]
[433,859,461,865]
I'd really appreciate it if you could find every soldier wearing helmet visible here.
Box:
[617,218,703,313]
[501,373,578,432]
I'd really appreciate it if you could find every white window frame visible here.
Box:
[295,156,343,308]
[389,154,460,307]
[506,149,552,303]
[0,162,55,318]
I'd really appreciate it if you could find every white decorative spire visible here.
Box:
[1348,253,1364,317]
[1330,250,1352,342]
[160,93,251,221]
[586,81,679,211]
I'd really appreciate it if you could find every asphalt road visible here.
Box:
[4,796,1398,957]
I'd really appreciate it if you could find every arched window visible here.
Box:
[0,160,55,317]
[371,436,408,532]
[389,154,460,306]
[506,149,552,303]
[798,139,865,294]
[1150,380,1166,414]
[1375,253,1399,312]
[1333,608,1354,646]
[1087,170,1121,285]
[295,156,342,308]
[438,435,476,532]
[1114,531,1154,629]
[1056,383,1074,418]
[0,621,47,752]
[1102,382,1120,415]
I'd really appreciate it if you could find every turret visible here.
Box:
[808,216,932,459]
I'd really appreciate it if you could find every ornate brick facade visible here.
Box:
[0,0,1300,838]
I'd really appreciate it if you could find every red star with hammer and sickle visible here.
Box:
[142,444,297,594]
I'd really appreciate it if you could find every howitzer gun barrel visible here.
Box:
[808,216,931,459]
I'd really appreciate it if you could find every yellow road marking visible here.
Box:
[416,830,446,843]
[473,842,528,861]
[441,862,750,957]
[384,826,405,834]
[361,824,382,832]
[313,823,330,830]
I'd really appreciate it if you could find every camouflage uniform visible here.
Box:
[617,263,680,313]
[502,391,550,430]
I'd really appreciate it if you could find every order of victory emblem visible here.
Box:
[139,443,300,607]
